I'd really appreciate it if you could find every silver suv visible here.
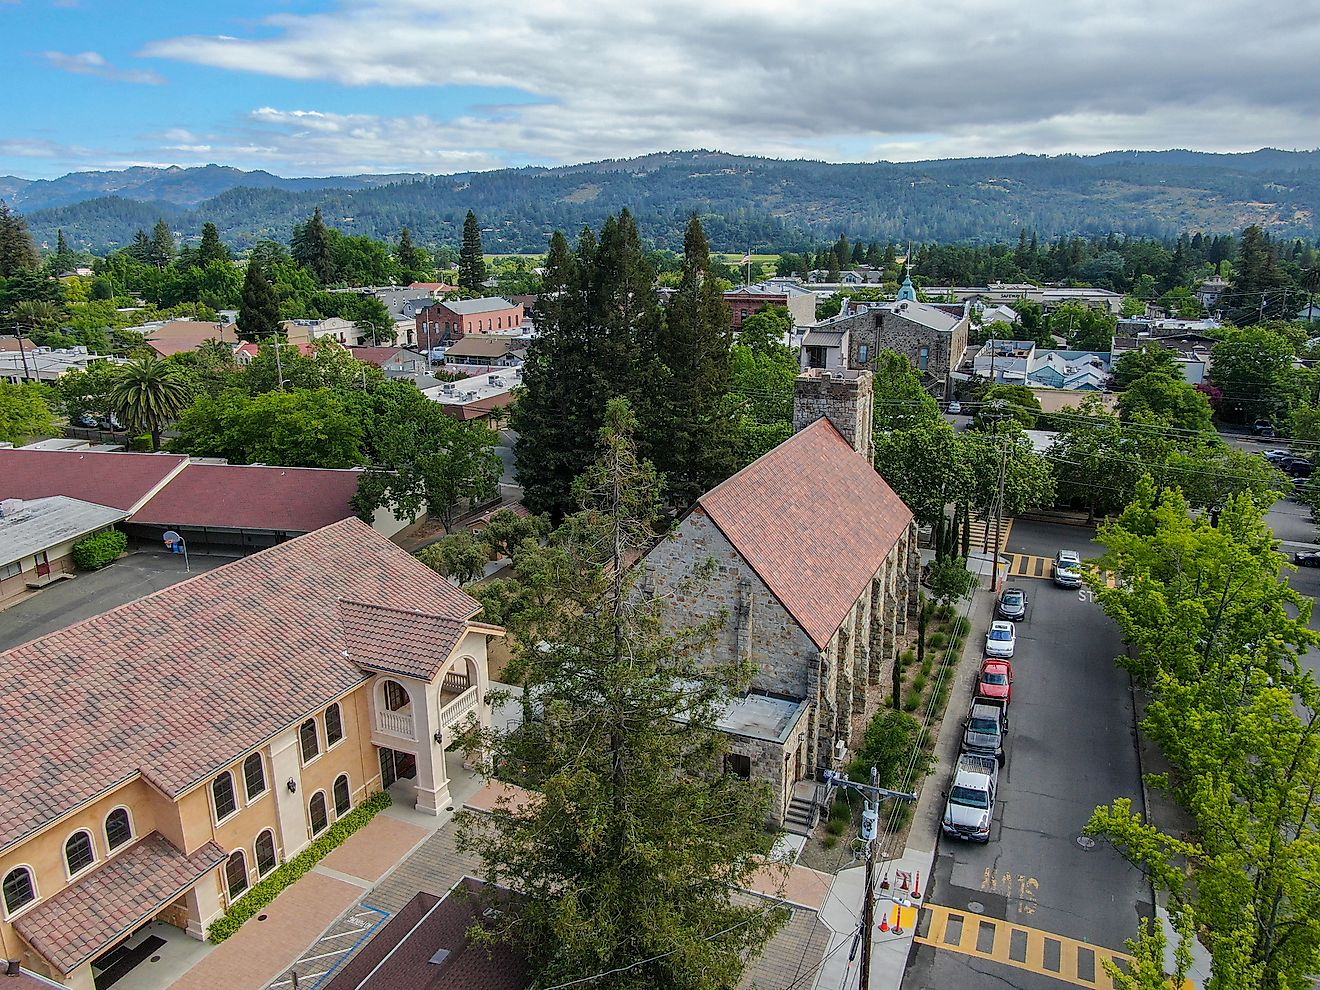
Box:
[943,753,998,843]
[1052,549,1082,588]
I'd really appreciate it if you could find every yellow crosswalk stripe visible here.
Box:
[915,902,1191,990]
[1001,554,1120,588]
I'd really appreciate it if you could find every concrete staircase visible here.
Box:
[783,794,816,836]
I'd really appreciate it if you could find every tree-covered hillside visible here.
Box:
[16,149,1320,254]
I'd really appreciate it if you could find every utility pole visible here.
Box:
[991,433,1009,591]
[14,323,33,383]
[822,768,916,989]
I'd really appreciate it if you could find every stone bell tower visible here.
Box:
[792,367,875,461]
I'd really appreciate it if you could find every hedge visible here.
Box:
[71,529,127,570]
[207,790,392,943]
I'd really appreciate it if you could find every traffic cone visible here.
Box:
[878,911,890,933]
[892,905,905,936]
[912,872,922,900]
[879,870,890,891]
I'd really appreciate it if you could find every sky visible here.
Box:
[3,0,1320,180]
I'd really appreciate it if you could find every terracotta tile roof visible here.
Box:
[696,418,913,649]
[14,833,226,975]
[0,518,485,851]
[145,320,237,358]
[132,463,363,533]
[340,600,470,680]
[323,879,528,990]
[349,346,409,366]
[0,449,188,510]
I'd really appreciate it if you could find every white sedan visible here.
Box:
[985,620,1017,658]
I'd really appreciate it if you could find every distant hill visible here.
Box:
[12,149,1320,255]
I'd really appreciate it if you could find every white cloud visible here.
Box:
[42,50,164,84]
[133,0,1320,170]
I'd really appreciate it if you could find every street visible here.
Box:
[903,519,1150,990]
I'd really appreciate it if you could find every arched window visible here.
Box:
[333,775,351,817]
[382,680,409,712]
[309,793,329,836]
[65,831,95,876]
[254,830,277,878]
[299,718,320,764]
[243,753,266,800]
[325,703,344,747]
[225,850,248,899]
[105,808,132,851]
[3,868,35,915]
[212,771,238,822]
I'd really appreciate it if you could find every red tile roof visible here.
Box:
[340,600,470,680]
[0,449,188,510]
[14,834,226,975]
[0,518,485,851]
[696,418,913,649]
[133,463,364,533]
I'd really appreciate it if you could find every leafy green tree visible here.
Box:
[737,305,793,358]
[958,426,1056,521]
[1211,326,1300,422]
[11,299,63,333]
[458,210,486,291]
[0,201,41,276]
[0,380,57,445]
[395,226,427,282]
[1049,302,1117,350]
[1113,342,1182,389]
[196,222,231,267]
[351,381,501,528]
[1118,372,1214,433]
[873,420,968,524]
[291,207,337,285]
[1229,225,1290,324]
[480,508,550,558]
[416,532,489,585]
[52,229,75,273]
[352,295,395,346]
[172,387,365,467]
[108,354,193,450]
[873,349,941,430]
[652,216,738,508]
[238,262,281,342]
[149,219,175,270]
[56,361,121,421]
[976,383,1041,429]
[849,710,927,787]
[456,400,785,989]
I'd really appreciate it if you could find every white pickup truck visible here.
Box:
[942,753,998,843]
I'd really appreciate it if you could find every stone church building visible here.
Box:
[641,367,919,825]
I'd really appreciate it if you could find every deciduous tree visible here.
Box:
[0,380,57,445]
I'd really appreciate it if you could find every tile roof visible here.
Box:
[14,834,226,975]
[323,880,529,990]
[132,463,363,533]
[0,449,188,510]
[349,346,410,366]
[0,518,485,851]
[340,600,471,680]
[144,320,237,358]
[696,419,913,649]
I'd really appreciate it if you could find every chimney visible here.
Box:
[793,368,874,461]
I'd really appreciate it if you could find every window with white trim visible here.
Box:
[3,868,35,915]
[333,774,351,817]
[64,831,95,876]
[309,793,329,836]
[255,831,277,877]
[243,753,266,801]
[212,771,238,822]
[299,718,320,764]
[225,850,249,899]
[105,808,132,851]
[325,703,344,747]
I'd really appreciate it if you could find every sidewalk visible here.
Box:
[816,572,997,990]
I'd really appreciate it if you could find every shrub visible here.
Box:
[920,659,934,676]
[927,631,948,649]
[829,798,852,824]
[952,615,972,638]
[207,791,391,942]
[900,648,916,666]
[72,529,127,570]
[911,675,927,694]
[822,834,839,849]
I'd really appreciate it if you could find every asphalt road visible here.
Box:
[903,519,1150,990]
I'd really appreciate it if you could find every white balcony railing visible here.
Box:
[438,685,480,734]
[376,708,415,740]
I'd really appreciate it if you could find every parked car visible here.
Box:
[75,413,98,428]
[996,587,1027,620]
[1284,459,1315,479]
[1252,418,1275,437]
[943,752,999,843]
[1295,551,1320,568]
[985,620,1016,658]
[1052,549,1083,588]
[1263,450,1292,464]
[962,696,1009,762]
[977,659,1014,703]
[947,401,962,415]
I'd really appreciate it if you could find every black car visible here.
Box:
[1252,419,1275,437]
[1295,551,1320,568]
[996,587,1028,620]
[1284,460,1315,479]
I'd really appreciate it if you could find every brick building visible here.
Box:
[640,368,918,825]
[415,298,524,351]
[0,520,502,988]
[723,282,818,332]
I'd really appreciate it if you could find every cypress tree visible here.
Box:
[129,229,152,263]
[652,216,737,509]
[238,262,281,341]
[458,210,486,291]
[396,226,422,281]
[0,202,41,276]
[291,207,337,284]
[834,233,850,269]
[197,222,230,267]
[150,218,175,269]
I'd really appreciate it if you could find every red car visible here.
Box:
[977,659,1014,703]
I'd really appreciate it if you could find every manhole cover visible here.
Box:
[257,914,269,921]
[967,900,985,913]
[1077,836,1097,850]
[446,806,455,812]
[150,956,161,963]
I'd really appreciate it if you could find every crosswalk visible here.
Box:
[1002,554,1120,589]
[964,513,1013,554]
[915,902,1191,990]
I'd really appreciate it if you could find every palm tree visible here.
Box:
[11,299,62,332]
[108,355,192,451]
[196,337,235,366]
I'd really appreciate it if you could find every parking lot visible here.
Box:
[904,519,1150,990]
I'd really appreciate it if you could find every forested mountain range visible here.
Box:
[12,148,1320,255]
